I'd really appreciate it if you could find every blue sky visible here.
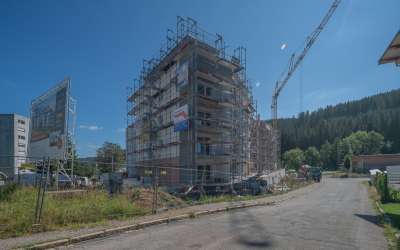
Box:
[1,0,399,156]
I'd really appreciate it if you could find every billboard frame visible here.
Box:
[28,77,76,186]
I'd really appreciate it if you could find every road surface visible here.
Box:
[65,178,387,250]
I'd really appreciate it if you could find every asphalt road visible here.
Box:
[65,178,387,250]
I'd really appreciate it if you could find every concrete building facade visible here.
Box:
[0,114,30,179]
[127,17,255,188]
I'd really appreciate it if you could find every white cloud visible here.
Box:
[280,43,287,50]
[79,125,103,131]
[255,81,261,87]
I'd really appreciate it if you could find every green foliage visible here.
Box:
[0,183,17,201]
[343,154,352,170]
[96,142,126,173]
[279,89,400,154]
[320,141,336,170]
[375,173,390,203]
[283,148,305,171]
[283,130,385,171]
[388,188,400,203]
[304,146,321,167]
[74,161,97,177]
[0,187,147,238]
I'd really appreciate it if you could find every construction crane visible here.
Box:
[271,0,341,169]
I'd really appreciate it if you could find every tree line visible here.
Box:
[282,130,385,170]
[278,89,400,155]
[73,141,126,177]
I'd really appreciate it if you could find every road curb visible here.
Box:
[375,201,391,224]
[375,201,400,247]
[21,184,317,250]
[24,199,278,249]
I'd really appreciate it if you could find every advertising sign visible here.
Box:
[29,78,70,159]
[173,104,189,132]
[176,61,188,87]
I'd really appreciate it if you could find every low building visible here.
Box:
[387,165,400,190]
[0,114,30,179]
[352,154,400,172]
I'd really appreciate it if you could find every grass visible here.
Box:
[0,187,149,239]
[381,203,400,229]
[364,181,400,250]
[0,178,312,239]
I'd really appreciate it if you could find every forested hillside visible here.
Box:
[278,89,400,153]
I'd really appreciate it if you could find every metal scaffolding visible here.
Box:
[126,17,255,191]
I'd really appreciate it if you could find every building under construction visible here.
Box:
[127,17,263,189]
[250,115,275,175]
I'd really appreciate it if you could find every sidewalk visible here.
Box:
[1,183,317,250]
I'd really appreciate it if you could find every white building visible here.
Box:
[387,165,400,190]
[0,114,30,179]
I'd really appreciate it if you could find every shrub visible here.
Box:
[375,173,390,203]
[389,188,400,203]
[0,183,18,201]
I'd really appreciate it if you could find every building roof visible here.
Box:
[379,30,400,66]
[353,154,400,161]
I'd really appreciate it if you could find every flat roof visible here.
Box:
[353,154,400,160]
[379,30,400,66]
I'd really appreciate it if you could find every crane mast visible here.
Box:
[271,0,341,169]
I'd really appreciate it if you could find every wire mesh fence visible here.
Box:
[0,155,293,237]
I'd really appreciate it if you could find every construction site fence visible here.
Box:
[0,155,284,192]
[0,155,299,231]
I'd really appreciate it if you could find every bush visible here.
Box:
[0,183,18,201]
[389,188,400,203]
[375,173,390,203]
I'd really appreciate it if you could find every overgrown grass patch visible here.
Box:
[381,203,400,230]
[0,187,149,238]
[363,181,400,250]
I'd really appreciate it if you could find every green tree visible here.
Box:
[304,146,321,167]
[96,142,126,173]
[283,148,305,171]
[320,141,336,170]
[69,150,96,177]
[364,131,384,154]
[279,89,400,153]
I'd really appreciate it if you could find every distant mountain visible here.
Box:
[276,88,400,153]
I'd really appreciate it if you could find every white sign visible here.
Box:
[177,61,188,87]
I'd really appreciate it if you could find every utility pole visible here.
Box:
[111,154,114,173]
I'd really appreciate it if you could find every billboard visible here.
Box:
[173,104,189,132]
[29,78,70,159]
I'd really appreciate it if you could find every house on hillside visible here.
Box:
[379,30,399,67]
